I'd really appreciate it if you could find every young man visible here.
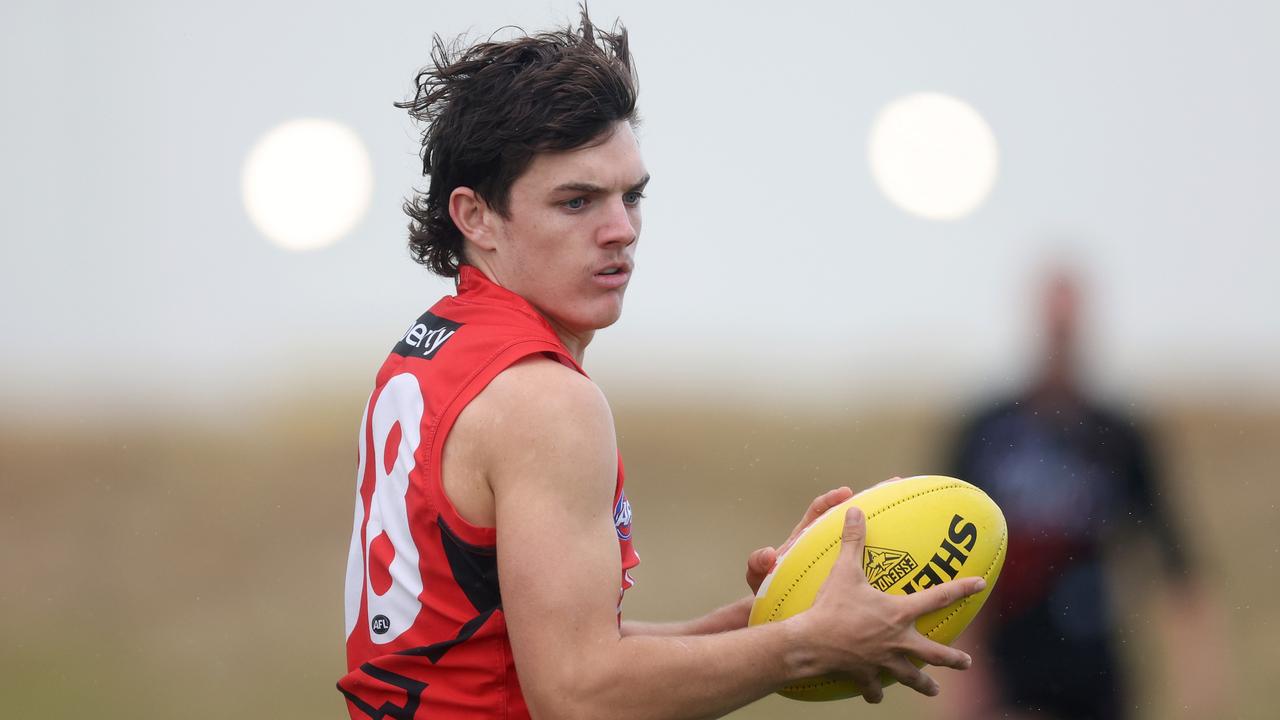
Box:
[340,10,984,719]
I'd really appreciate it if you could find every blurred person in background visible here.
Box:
[944,267,1229,720]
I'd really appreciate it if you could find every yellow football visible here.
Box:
[748,475,1007,701]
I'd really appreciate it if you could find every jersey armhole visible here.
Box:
[423,339,579,548]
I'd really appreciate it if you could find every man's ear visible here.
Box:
[448,186,499,252]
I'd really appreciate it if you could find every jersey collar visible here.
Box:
[454,265,585,374]
[455,264,535,311]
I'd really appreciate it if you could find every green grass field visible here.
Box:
[1,395,1274,718]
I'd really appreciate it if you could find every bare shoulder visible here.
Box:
[479,354,610,422]
[449,355,616,506]
[467,355,613,438]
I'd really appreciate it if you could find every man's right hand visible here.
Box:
[789,505,986,704]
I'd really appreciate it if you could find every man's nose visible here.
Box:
[597,196,637,247]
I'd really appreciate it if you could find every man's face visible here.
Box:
[486,121,648,340]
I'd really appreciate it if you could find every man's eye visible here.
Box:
[623,191,646,206]
[563,197,586,210]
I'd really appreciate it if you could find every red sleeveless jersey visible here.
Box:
[339,266,639,719]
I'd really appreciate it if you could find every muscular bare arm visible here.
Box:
[474,358,983,719]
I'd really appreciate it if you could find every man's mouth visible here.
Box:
[593,263,632,287]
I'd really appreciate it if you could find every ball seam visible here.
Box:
[917,521,1007,638]
[775,482,993,693]
[767,482,974,624]
[782,519,1007,693]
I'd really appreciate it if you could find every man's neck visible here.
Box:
[545,317,592,366]
[461,260,593,365]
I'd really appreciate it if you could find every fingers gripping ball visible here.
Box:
[748,476,1007,701]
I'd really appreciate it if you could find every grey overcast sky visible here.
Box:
[2,0,1277,414]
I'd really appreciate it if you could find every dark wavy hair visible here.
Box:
[395,7,638,277]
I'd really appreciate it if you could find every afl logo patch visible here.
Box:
[613,493,633,540]
[371,614,391,635]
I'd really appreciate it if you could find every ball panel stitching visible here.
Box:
[767,483,974,624]
[918,522,1007,638]
[770,483,1001,695]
